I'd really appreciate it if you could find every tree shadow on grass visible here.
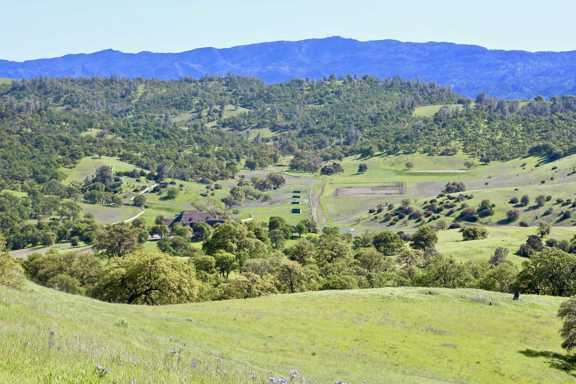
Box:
[519,349,576,377]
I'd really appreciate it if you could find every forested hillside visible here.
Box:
[3,76,576,191]
[0,76,454,189]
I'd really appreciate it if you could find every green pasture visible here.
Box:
[413,104,464,117]
[0,284,572,383]
[80,203,142,224]
[235,175,315,225]
[61,156,139,184]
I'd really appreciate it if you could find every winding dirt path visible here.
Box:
[121,183,158,223]
[310,180,328,227]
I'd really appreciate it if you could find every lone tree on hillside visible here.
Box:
[461,225,488,241]
[443,182,466,194]
[133,194,146,207]
[506,209,521,223]
[558,297,576,351]
[538,222,551,238]
[320,162,344,176]
[489,247,509,266]
[464,161,475,169]
[95,223,139,257]
[357,163,368,173]
[164,187,179,200]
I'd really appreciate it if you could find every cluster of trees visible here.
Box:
[367,178,576,229]
[16,216,576,306]
[81,166,123,205]
[222,173,286,208]
[3,79,576,192]
[368,192,475,227]
[221,76,457,162]
[0,189,98,250]
[320,162,344,176]
[0,77,279,193]
[443,182,466,193]
[250,173,286,191]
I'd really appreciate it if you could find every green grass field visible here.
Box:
[0,189,28,198]
[413,104,464,117]
[80,203,142,224]
[234,174,316,225]
[9,243,92,260]
[0,283,573,383]
[61,156,139,184]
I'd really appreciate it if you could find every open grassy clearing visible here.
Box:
[413,104,464,117]
[222,105,250,119]
[245,127,275,141]
[235,174,316,225]
[9,243,92,259]
[0,284,572,384]
[80,203,142,224]
[61,156,139,184]
[412,102,531,118]
[0,189,28,198]
[79,128,103,138]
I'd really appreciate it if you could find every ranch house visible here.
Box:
[167,211,225,229]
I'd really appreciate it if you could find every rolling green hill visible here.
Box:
[0,283,573,383]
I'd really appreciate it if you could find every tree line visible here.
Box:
[5,217,575,305]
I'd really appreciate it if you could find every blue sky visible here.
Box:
[2,0,575,61]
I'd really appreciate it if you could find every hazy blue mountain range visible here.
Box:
[2,36,576,99]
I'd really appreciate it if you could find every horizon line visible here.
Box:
[3,36,576,63]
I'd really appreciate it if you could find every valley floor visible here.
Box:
[0,284,573,383]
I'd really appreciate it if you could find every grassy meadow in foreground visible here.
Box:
[0,283,573,384]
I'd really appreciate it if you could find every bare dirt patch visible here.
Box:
[335,183,406,197]
[406,169,467,174]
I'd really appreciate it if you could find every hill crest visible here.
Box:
[2,36,576,98]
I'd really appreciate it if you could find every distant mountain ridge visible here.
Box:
[2,36,576,99]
